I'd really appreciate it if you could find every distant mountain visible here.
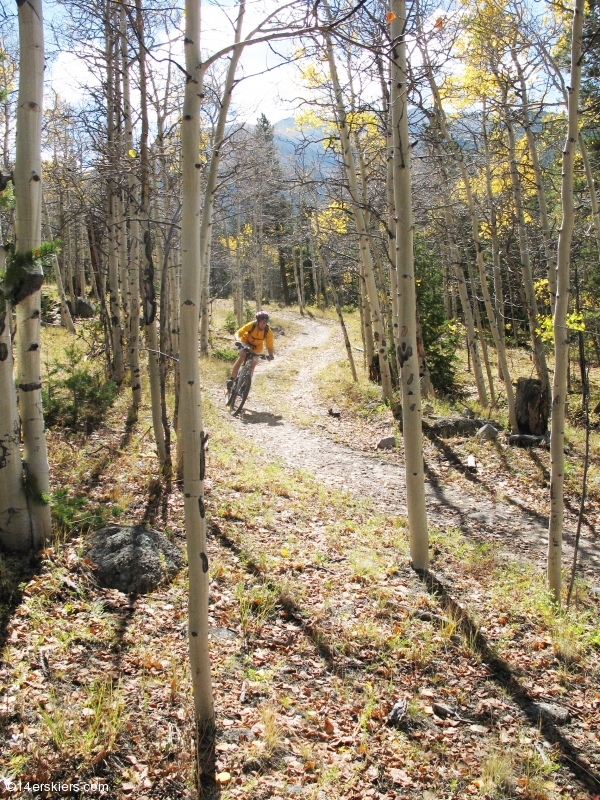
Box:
[272,117,336,173]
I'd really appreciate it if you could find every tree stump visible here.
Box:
[515,378,549,435]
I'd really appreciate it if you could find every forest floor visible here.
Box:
[1,304,600,800]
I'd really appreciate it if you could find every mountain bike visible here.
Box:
[226,345,268,416]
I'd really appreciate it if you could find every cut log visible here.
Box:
[515,377,549,435]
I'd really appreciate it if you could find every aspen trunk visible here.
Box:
[136,0,167,468]
[419,32,517,429]
[105,4,124,384]
[121,2,141,410]
[323,21,393,400]
[313,230,358,382]
[180,0,214,736]
[12,0,51,547]
[512,52,556,314]
[481,101,505,353]
[44,200,75,333]
[548,0,584,605]
[0,306,33,550]
[198,7,245,354]
[390,0,428,569]
[505,111,551,404]
[434,142,488,406]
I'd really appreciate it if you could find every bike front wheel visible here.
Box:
[229,373,251,416]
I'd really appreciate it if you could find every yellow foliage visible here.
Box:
[313,203,348,240]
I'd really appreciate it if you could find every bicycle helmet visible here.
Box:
[255,311,269,322]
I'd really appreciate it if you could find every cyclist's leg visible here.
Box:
[231,351,245,379]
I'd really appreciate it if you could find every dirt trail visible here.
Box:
[214,312,599,583]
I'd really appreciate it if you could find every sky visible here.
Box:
[44,0,304,126]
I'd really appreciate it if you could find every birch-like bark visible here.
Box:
[180,0,214,728]
[548,0,584,605]
[434,142,488,406]
[323,21,393,400]
[121,2,141,410]
[390,0,428,569]
[0,306,32,551]
[512,51,556,314]
[418,30,517,429]
[198,3,245,353]
[105,4,124,384]
[44,200,75,333]
[135,0,167,468]
[481,130,505,363]
[505,108,551,404]
[313,228,358,382]
[13,0,51,546]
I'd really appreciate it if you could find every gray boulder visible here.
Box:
[527,702,570,726]
[477,422,499,440]
[377,436,397,450]
[427,416,502,439]
[87,525,184,594]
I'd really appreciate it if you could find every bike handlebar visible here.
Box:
[236,343,269,360]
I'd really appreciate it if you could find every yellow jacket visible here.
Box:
[237,321,274,353]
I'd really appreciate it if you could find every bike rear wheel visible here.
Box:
[229,373,251,415]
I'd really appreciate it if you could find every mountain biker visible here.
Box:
[227,311,274,390]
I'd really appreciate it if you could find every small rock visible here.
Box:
[477,422,498,440]
[387,698,408,727]
[423,404,434,415]
[222,727,255,743]
[328,406,341,419]
[209,627,238,641]
[377,436,397,450]
[590,586,600,597]
[432,702,455,719]
[462,407,475,419]
[528,702,570,726]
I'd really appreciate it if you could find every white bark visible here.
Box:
[13,0,51,547]
[105,4,124,384]
[548,0,584,605]
[198,5,245,353]
[505,108,551,401]
[322,22,393,400]
[135,0,167,467]
[180,0,214,725]
[43,200,75,333]
[418,31,517,429]
[0,306,32,551]
[121,2,141,409]
[390,0,428,569]
[512,51,556,314]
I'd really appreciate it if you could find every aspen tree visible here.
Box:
[135,0,167,468]
[120,2,142,411]
[389,0,428,569]
[499,76,551,403]
[548,0,584,605]
[179,0,216,768]
[511,49,556,314]
[322,17,393,400]
[417,19,517,431]
[10,0,51,547]
[105,2,125,384]
[198,4,245,354]
[0,304,33,550]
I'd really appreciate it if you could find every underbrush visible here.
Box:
[43,341,118,433]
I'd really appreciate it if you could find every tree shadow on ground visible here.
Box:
[239,409,284,427]
[0,551,40,656]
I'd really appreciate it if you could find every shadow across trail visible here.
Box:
[239,409,284,427]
